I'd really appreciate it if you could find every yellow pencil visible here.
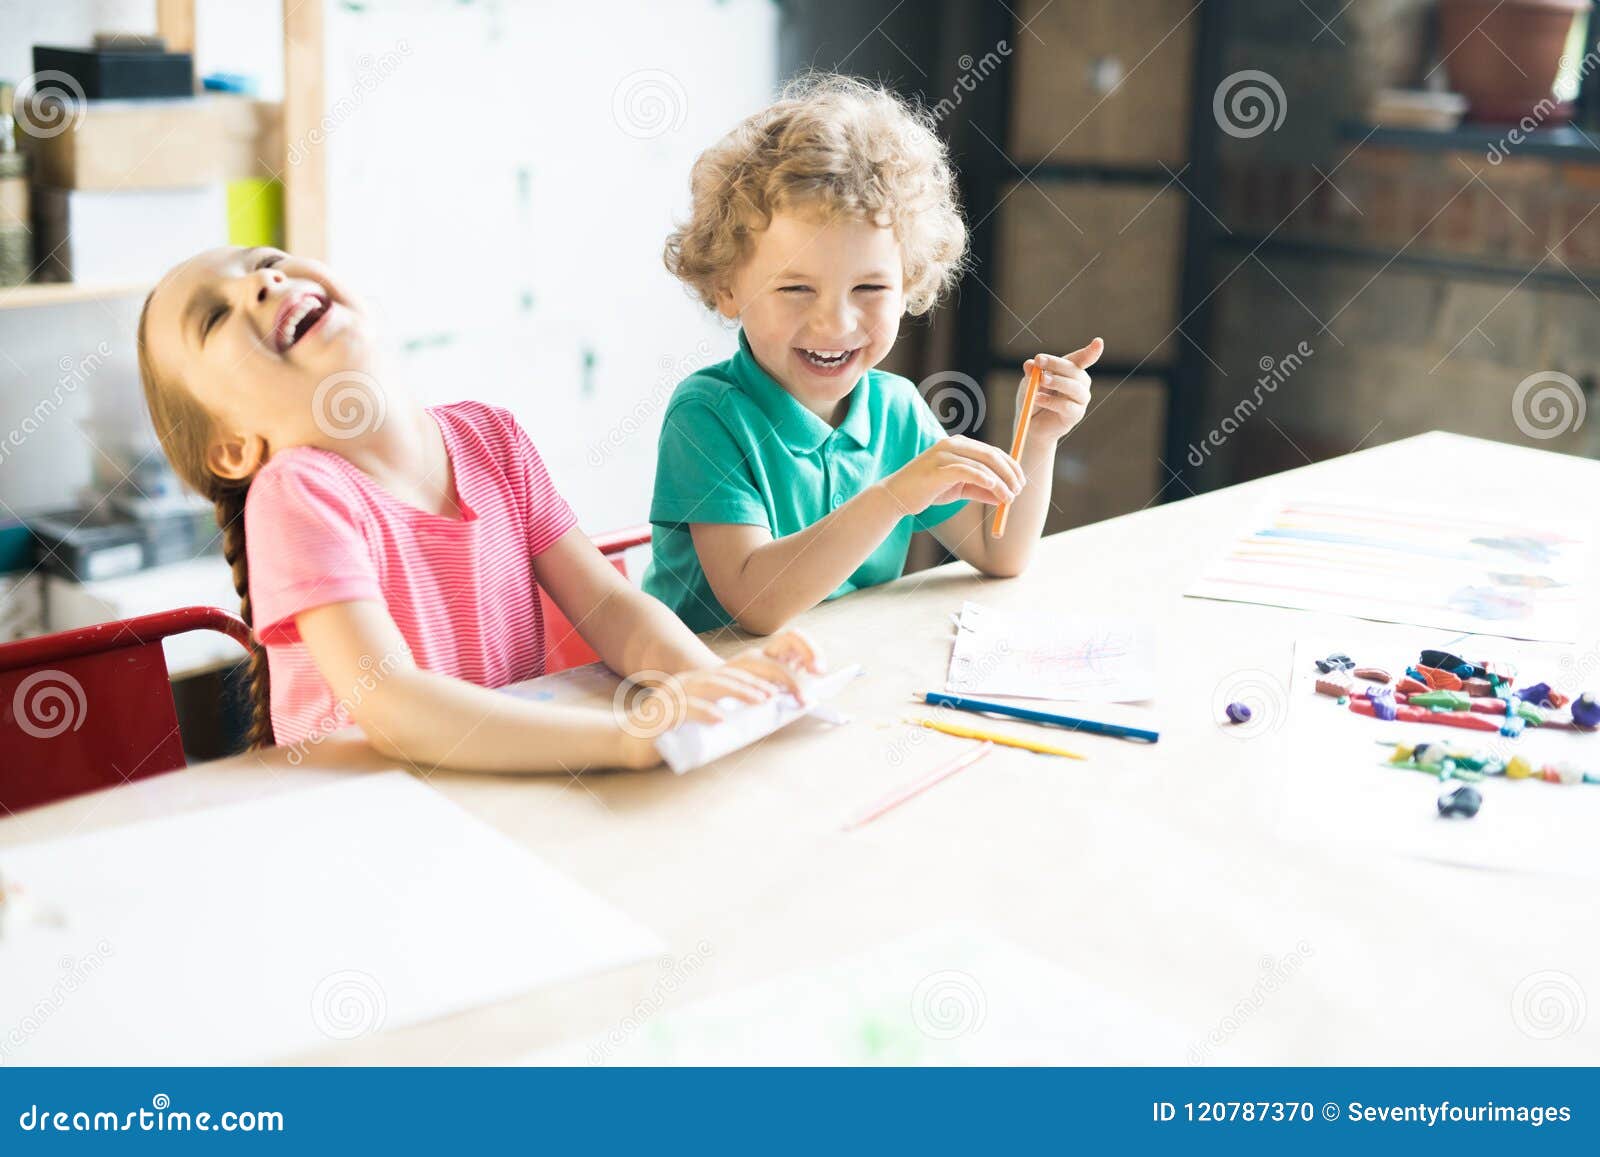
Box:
[904,717,1087,760]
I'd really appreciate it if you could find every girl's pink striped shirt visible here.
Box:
[244,401,577,748]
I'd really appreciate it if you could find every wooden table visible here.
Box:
[5,432,1598,1064]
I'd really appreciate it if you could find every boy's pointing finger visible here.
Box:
[1065,336,1104,370]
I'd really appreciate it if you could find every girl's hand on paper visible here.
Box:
[616,629,828,768]
[755,628,825,677]
[709,628,827,709]
[1022,338,1100,445]
[635,629,827,729]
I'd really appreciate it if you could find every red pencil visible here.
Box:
[1348,698,1501,732]
[842,742,994,830]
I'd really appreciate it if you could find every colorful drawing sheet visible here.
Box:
[1280,633,1600,881]
[1186,498,1592,643]
[526,924,1198,1066]
[0,773,663,1064]
[946,602,1156,702]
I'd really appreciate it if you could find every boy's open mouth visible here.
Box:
[796,347,860,375]
[274,292,331,353]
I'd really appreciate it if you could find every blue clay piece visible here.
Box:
[1225,701,1252,724]
[1573,693,1600,730]
[1437,782,1482,819]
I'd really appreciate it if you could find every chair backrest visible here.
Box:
[0,606,251,813]
[541,526,652,675]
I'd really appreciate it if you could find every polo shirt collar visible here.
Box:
[733,330,872,452]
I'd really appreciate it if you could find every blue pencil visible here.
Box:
[919,691,1160,744]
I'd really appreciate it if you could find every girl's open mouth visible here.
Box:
[274,293,332,353]
[795,347,860,376]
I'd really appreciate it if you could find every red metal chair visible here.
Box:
[540,525,652,674]
[0,606,252,813]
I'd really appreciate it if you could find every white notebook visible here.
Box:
[0,772,662,1064]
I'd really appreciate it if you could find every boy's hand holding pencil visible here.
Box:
[1019,337,1101,445]
[882,436,1025,514]
[991,337,1102,537]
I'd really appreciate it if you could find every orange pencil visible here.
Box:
[992,360,1041,538]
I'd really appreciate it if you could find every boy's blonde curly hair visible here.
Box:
[665,73,967,317]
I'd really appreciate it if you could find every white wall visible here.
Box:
[321,0,776,531]
[0,0,777,536]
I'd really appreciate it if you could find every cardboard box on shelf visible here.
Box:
[994,180,1185,365]
[985,371,1168,533]
[19,95,281,190]
[20,98,227,190]
[0,152,27,226]
[18,98,233,190]
[214,96,284,178]
[33,183,227,283]
[1009,0,1195,168]
[0,153,27,287]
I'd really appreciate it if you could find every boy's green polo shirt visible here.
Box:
[643,332,966,633]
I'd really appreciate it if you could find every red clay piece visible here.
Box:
[1417,665,1464,691]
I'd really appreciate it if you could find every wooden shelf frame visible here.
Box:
[0,0,325,311]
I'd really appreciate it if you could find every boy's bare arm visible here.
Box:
[690,436,1021,634]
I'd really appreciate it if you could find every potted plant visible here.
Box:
[1438,0,1588,121]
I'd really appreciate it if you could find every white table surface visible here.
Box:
[3,431,1598,1065]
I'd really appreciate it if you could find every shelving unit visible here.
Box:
[0,279,150,310]
[951,0,1226,509]
[0,0,326,310]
